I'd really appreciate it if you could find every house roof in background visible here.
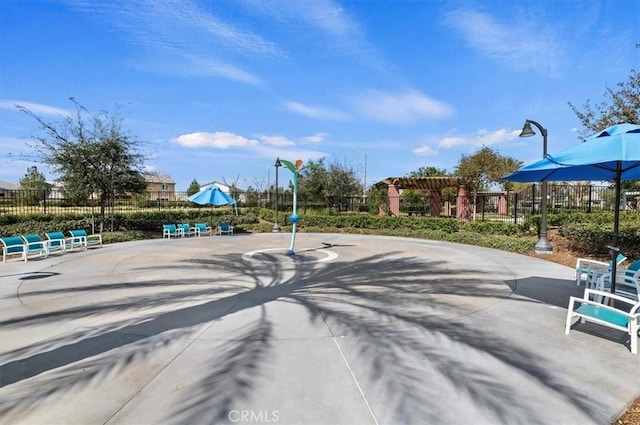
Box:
[201,182,245,193]
[143,173,174,184]
[0,181,21,190]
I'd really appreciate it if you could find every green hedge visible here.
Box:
[2,208,635,259]
[0,210,260,238]
[560,222,640,258]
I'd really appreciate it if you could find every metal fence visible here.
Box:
[1,185,638,223]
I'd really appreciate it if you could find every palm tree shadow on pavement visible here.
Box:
[0,245,608,423]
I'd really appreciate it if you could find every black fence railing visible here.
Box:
[1,185,637,223]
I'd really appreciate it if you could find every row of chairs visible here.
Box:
[574,255,640,301]
[570,254,640,354]
[162,222,234,239]
[1,229,102,263]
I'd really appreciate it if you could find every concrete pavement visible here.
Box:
[0,233,638,424]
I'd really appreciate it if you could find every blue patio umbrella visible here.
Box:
[504,123,640,296]
[188,185,238,217]
[188,185,236,206]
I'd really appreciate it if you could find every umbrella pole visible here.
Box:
[609,162,623,306]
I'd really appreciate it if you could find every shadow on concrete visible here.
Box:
[504,276,584,308]
[0,245,608,423]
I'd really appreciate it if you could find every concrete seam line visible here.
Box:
[332,336,380,425]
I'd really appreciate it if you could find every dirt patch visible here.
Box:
[616,397,640,425]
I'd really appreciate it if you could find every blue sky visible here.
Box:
[1,0,638,191]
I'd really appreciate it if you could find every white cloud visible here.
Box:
[438,128,520,148]
[0,100,71,116]
[444,9,564,76]
[172,130,326,162]
[350,90,453,125]
[413,145,437,156]
[64,0,277,85]
[173,132,259,149]
[284,101,347,120]
[257,135,295,147]
[242,0,361,39]
[177,52,263,86]
[300,2,358,37]
[302,132,327,144]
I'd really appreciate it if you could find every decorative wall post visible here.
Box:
[279,159,318,256]
[387,184,400,217]
[456,185,471,220]
[429,189,441,217]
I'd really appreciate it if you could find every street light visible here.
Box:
[272,158,282,232]
[519,119,553,254]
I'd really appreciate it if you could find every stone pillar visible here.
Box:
[498,194,508,215]
[456,186,471,220]
[388,184,400,217]
[429,189,441,217]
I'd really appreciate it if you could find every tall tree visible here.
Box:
[568,69,639,139]
[297,158,361,208]
[19,166,51,206]
[298,158,328,202]
[569,69,640,192]
[19,98,147,229]
[454,147,523,193]
[407,166,449,177]
[187,179,200,196]
[326,160,361,209]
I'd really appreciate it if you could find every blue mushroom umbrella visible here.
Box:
[188,185,238,217]
[188,185,236,206]
[504,123,640,296]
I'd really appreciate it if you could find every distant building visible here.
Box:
[0,181,20,199]
[48,183,64,200]
[201,181,246,202]
[143,173,176,201]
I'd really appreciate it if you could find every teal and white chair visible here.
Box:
[21,234,49,259]
[565,288,639,354]
[45,231,67,254]
[68,229,102,249]
[574,253,626,286]
[178,223,198,237]
[217,222,234,235]
[595,260,640,302]
[194,223,212,236]
[163,224,184,239]
[1,236,27,262]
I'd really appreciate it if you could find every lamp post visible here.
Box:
[519,119,553,254]
[272,158,282,232]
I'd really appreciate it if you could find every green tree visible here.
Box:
[569,69,639,139]
[326,161,361,210]
[366,185,388,214]
[19,166,51,206]
[297,158,361,210]
[243,186,260,207]
[454,147,523,193]
[18,98,147,230]
[407,166,449,178]
[187,179,200,196]
[569,69,640,193]
[298,158,328,203]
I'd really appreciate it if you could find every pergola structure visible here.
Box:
[374,176,471,218]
